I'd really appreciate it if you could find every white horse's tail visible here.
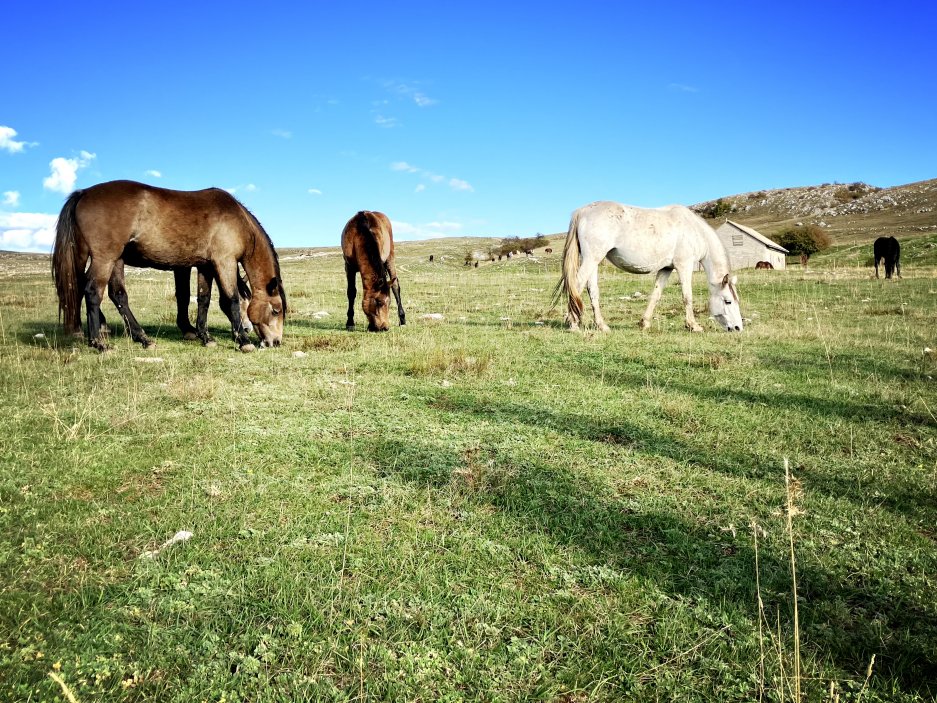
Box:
[551,209,583,322]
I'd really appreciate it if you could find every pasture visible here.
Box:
[1,240,935,702]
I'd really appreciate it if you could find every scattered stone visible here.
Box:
[292,351,307,358]
[134,357,164,363]
[140,530,193,559]
[312,311,330,319]
[421,313,444,321]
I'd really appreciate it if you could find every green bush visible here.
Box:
[775,224,831,264]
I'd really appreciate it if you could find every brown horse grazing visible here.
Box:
[52,180,286,352]
[755,260,774,270]
[341,211,405,331]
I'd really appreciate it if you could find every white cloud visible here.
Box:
[272,129,292,139]
[145,169,162,178]
[390,160,474,193]
[374,114,399,128]
[381,80,438,108]
[0,126,36,154]
[0,211,57,252]
[2,191,20,207]
[414,184,426,193]
[668,83,699,93]
[390,219,464,240]
[413,93,437,107]
[308,188,322,195]
[43,151,96,194]
[225,183,258,195]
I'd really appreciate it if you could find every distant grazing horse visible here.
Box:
[52,180,286,351]
[755,261,774,270]
[429,255,434,262]
[341,211,405,331]
[545,247,553,254]
[555,201,743,332]
[873,236,901,279]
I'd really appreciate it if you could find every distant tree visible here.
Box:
[775,224,831,266]
[698,198,735,220]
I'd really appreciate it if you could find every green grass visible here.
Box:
[1,243,936,702]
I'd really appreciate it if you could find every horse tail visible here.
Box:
[551,209,583,321]
[51,189,85,335]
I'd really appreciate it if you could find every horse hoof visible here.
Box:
[182,331,198,341]
[204,340,218,348]
[399,316,406,326]
[346,324,355,332]
[688,325,704,333]
[239,343,256,353]
[144,341,157,350]
[597,323,611,333]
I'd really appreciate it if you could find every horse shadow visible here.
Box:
[360,391,937,695]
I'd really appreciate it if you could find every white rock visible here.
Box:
[421,313,444,321]
[140,530,193,559]
[292,351,307,358]
[312,311,330,319]
[134,357,164,363]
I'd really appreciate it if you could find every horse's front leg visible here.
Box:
[195,266,217,347]
[386,261,405,326]
[677,269,703,332]
[345,262,358,331]
[108,260,155,349]
[640,268,672,330]
[214,261,254,352]
[174,268,198,340]
[586,269,610,332]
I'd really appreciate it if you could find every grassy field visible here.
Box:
[1,238,936,702]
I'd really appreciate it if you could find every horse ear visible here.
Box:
[722,274,730,287]
[266,276,279,296]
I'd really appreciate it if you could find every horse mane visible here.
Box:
[234,197,287,314]
[356,211,390,287]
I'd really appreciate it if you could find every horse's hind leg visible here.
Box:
[195,266,217,347]
[174,268,199,340]
[386,260,405,326]
[108,260,155,349]
[345,262,358,331]
[640,268,673,330]
[84,258,117,351]
[874,257,880,279]
[585,269,610,332]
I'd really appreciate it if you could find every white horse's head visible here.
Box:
[709,274,743,332]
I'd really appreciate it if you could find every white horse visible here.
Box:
[555,201,743,332]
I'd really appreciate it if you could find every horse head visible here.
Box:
[248,276,286,346]
[363,275,392,332]
[709,273,743,332]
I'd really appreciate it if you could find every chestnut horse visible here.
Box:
[52,180,285,351]
[341,211,405,331]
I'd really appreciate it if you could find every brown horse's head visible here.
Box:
[248,276,286,346]
[363,276,391,331]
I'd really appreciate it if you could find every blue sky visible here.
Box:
[2,1,935,252]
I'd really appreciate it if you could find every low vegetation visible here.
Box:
[1,238,935,702]
[776,225,832,264]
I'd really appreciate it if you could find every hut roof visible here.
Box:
[720,220,789,253]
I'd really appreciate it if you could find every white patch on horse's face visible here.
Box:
[710,275,743,332]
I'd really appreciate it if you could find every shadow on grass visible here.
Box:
[360,393,937,697]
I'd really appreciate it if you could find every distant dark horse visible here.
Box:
[755,261,774,270]
[52,180,286,351]
[341,211,405,331]
[873,236,901,279]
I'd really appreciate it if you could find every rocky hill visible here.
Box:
[692,178,937,243]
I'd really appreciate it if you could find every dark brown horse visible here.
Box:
[754,260,774,270]
[873,236,901,279]
[341,211,405,331]
[52,180,286,351]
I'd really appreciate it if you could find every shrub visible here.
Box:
[775,224,831,265]
[698,198,735,220]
